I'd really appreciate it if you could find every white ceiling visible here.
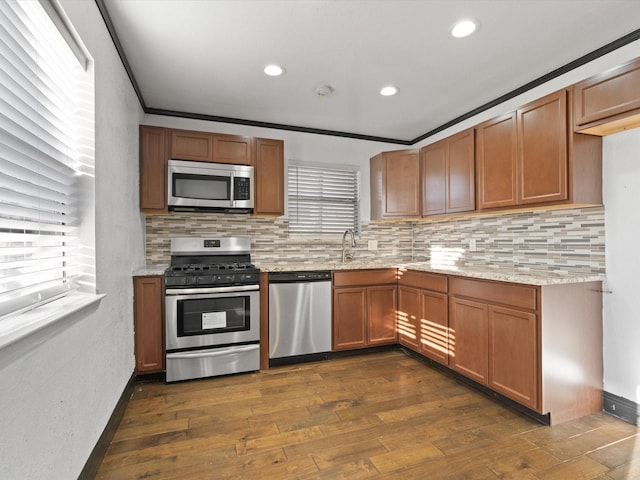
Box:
[103,0,640,142]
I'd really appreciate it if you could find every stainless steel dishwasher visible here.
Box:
[268,271,332,364]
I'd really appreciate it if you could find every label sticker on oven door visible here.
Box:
[202,311,227,329]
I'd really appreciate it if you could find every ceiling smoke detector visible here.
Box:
[315,85,334,98]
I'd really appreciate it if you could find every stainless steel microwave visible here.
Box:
[167,159,254,212]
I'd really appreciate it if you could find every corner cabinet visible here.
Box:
[332,269,398,350]
[139,126,284,216]
[133,275,165,374]
[420,128,475,216]
[397,270,449,365]
[253,138,284,216]
[476,90,602,210]
[370,149,421,220]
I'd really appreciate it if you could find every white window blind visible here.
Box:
[0,0,92,318]
[288,162,360,235]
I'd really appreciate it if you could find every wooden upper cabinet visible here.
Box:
[517,91,567,205]
[370,149,421,220]
[169,129,252,165]
[476,91,569,210]
[574,57,640,136]
[476,112,518,209]
[421,128,474,216]
[254,138,284,216]
[170,130,212,161]
[212,134,253,165]
[139,125,169,213]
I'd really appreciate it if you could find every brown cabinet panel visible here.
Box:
[475,112,518,209]
[333,269,397,287]
[517,91,568,204]
[254,138,284,216]
[170,130,212,161]
[398,269,447,293]
[367,285,398,345]
[489,305,538,410]
[450,277,537,311]
[139,126,168,213]
[420,290,449,365]
[449,297,488,385]
[574,58,640,134]
[133,276,164,374]
[421,129,474,216]
[447,129,475,213]
[421,141,447,216]
[370,150,421,219]
[398,286,420,350]
[333,288,367,350]
[212,134,253,165]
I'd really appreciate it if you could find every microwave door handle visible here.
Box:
[229,173,235,208]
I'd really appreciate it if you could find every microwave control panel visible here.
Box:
[234,177,251,200]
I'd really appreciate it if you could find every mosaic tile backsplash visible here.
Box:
[145,206,605,275]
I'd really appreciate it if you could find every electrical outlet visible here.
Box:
[469,239,477,252]
[368,240,378,251]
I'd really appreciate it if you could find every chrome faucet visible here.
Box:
[342,229,356,263]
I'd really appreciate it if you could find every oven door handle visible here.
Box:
[165,284,259,295]
[166,344,259,359]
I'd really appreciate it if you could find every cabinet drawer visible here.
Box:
[450,277,537,311]
[398,269,447,293]
[333,269,397,287]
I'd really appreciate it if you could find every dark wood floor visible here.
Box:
[95,350,639,479]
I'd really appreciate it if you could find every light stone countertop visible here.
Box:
[132,264,168,276]
[132,261,603,286]
[256,260,604,286]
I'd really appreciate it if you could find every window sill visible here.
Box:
[0,292,106,366]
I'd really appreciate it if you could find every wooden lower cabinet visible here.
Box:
[332,269,397,351]
[133,275,165,374]
[489,305,538,409]
[449,297,489,385]
[398,270,449,365]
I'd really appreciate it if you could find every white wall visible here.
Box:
[0,2,145,479]
[603,128,640,404]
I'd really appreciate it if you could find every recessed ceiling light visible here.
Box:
[380,86,399,96]
[451,19,478,38]
[264,64,285,76]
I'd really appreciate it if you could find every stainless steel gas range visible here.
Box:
[164,236,260,382]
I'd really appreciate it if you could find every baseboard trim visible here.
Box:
[603,391,639,425]
[77,372,135,480]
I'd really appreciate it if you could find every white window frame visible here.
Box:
[287,160,361,236]
[0,0,101,354]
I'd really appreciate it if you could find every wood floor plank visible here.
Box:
[95,350,639,480]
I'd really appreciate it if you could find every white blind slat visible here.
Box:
[288,163,360,235]
[0,0,90,319]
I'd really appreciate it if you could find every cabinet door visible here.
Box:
[333,287,367,350]
[447,129,475,213]
[475,113,518,209]
[133,276,164,373]
[420,290,449,365]
[489,306,538,410]
[254,138,284,216]
[398,286,420,351]
[367,285,398,345]
[212,134,253,165]
[421,140,447,216]
[517,91,568,205]
[574,58,640,130]
[370,150,420,219]
[139,126,168,213]
[170,130,212,161]
[449,297,488,385]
